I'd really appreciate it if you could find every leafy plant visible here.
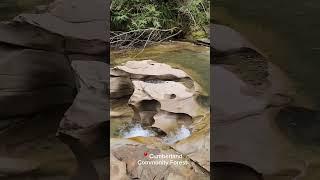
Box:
[111,0,209,36]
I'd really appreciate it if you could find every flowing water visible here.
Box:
[111,42,210,142]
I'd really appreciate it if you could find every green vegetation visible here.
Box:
[111,0,209,38]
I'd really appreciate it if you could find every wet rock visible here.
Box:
[174,114,210,171]
[111,60,210,173]
[152,111,179,134]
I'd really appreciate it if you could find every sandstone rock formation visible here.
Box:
[174,114,210,171]
[110,60,210,179]
[111,60,201,134]
[0,0,109,178]
[110,137,210,180]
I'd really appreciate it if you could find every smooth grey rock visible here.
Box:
[58,61,108,149]
[49,0,108,23]
[115,60,189,80]
[0,22,64,51]
[14,13,107,42]
[0,49,76,118]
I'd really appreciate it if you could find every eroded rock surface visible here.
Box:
[110,60,211,178]
[111,60,201,134]
[110,137,209,180]
[211,24,318,179]
[174,114,210,171]
[0,0,109,178]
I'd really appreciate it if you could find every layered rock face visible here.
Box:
[0,0,109,178]
[110,60,210,179]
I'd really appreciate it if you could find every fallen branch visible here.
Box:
[110,27,182,52]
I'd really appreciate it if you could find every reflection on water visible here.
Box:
[214,0,320,107]
[0,0,52,20]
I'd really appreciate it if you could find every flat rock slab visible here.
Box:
[0,22,64,51]
[14,13,107,41]
[115,60,189,80]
